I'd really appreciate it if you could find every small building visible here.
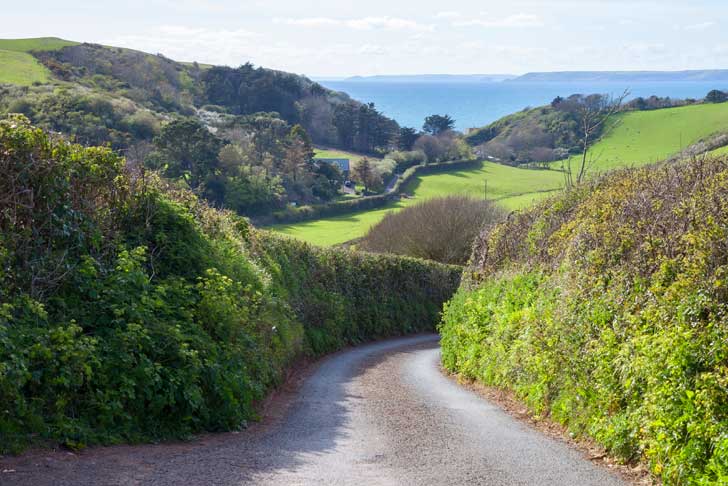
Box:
[316,158,350,176]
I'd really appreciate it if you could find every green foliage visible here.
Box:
[706,90,728,104]
[0,117,460,453]
[465,105,579,164]
[0,84,158,148]
[152,118,223,189]
[423,114,455,135]
[440,156,728,484]
[255,233,461,354]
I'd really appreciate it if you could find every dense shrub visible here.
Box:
[0,116,461,453]
[254,234,461,354]
[359,196,506,265]
[440,155,728,484]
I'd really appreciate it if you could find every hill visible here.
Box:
[0,37,398,152]
[440,153,728,484]
[511,69,728,83]
[0,37,401,219]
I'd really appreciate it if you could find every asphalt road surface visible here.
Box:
[0,335,626,485]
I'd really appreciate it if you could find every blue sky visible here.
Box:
[3,0,728,76]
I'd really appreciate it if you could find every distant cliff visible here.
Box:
[510,69,728,83]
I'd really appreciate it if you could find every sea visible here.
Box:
[318,80,728,131]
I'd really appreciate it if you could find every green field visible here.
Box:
[0,50,51,85]
[270,199,409,245]
[560,102,728,172]
[0,37,78,86]
[272,102,728,246]
[270,162,565,245]
[315,147,378,164]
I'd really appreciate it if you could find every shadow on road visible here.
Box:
[0,335,439,486]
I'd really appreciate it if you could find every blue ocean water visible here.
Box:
[319,80,728,131]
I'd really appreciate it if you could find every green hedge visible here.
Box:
[440,157,728,484]
[257,159,481,226]
[255,232,460,354]
[0,116,461,453]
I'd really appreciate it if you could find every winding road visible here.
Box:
[1,335,626,485]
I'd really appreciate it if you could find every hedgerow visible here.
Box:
[440,156,728,484]
[0,115,460,453]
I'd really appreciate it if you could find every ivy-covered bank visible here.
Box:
[439,156,728,484]
[0,116,460,453]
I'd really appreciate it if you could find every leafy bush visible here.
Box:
[440,155,728,484]
[0,116,461,453]
[360,196,506,265]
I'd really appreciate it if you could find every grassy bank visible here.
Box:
[0,38,78,85]
[0,116,461,453]
[439,155,728,484]
[560,102,728,172]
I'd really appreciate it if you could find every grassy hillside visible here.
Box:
[562,102,728,172]
[0,116,460,453]
[0,50,51,85]
[440,155,728,484]
[0,38,79,85]
[406,162,563,202]
[271,162,564,246]
[0,38,397,153]
[0,37,78,52]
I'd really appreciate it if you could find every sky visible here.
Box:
[3,0,728,77]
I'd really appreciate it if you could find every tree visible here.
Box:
[397,127,419,151]
[413,135,443,163]
[152,119,222,189]
[423,114,455,135]
[352,157,382,193]
[558,91,629,187]
[706,90,728,104]
[312,161,343,201]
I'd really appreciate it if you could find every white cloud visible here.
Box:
[683,21,715,31]
[435,11,461,19]
[454,14,544,28]
[275,16,434,32]
[274,17,340,27]
[358,44,387,55]
[104,25,263,65]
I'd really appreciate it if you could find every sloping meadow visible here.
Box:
[440,155,728,483]
[0,116,460,453]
